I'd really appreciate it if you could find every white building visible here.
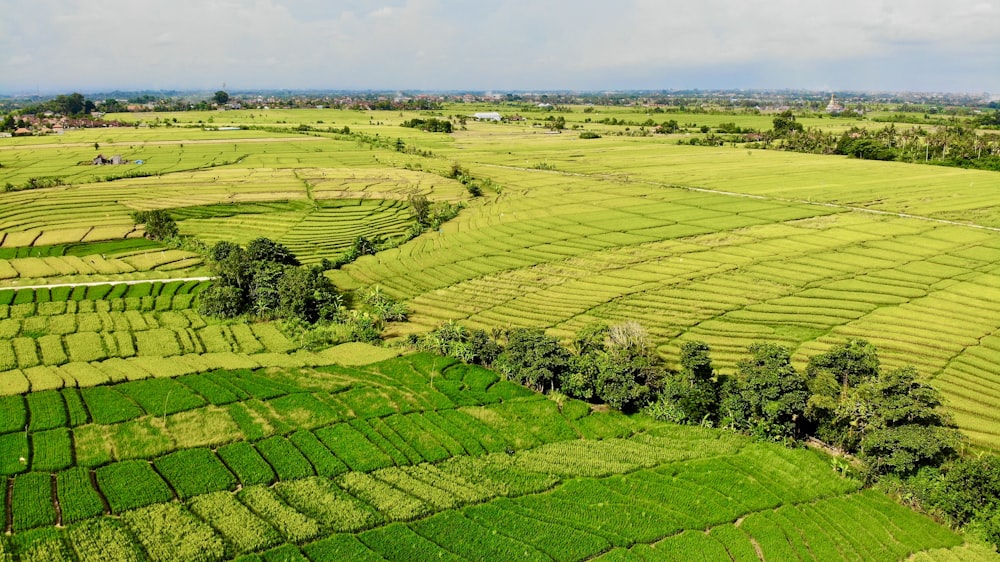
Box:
[472,112,502,121]
[826,94,844,114]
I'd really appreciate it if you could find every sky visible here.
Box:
[1,0,999,94]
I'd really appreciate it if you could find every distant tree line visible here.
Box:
[19,93,96,117]
[400,117,453,133]
[763,111,1000,172]
[413,319,1000,547]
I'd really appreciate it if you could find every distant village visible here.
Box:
[0,88,994,138]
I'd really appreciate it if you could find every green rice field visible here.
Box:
[0,353,973,561]
[2,106,1000,560]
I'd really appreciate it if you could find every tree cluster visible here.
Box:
[418,323,961,481]
[425,322,984,542]
[764,119,1000,171]
[900,455,1000,547]
[400,118,453,133]
[198,238,341,323]
[977,110,1000,128]
[406,193,463,229]
[771,110,805,137]
[21,93,96,117]
[1,114,22,132]
[544,116,566,131]
[131,209,179,241]
[446,163,482,197]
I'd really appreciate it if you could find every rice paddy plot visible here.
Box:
[301,167,468,202]
[0,358,977,562]
[3,106,1000,558]
[330,160,1000,447]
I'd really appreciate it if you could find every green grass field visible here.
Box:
[0,353,971,561]
[2,106,999,560]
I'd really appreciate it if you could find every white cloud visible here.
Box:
[0,0,997,92]
[369,6,396,18]
[6,54,32,66]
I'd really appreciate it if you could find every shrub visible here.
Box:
[131,209,178,241]
[197,284,245,318]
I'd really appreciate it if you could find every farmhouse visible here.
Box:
[92,154,127,165]
[473,112,502,121]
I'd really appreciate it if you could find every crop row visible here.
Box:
[319,149,1000,449]
[0,320,298,373]
[0,237,164,260]
[0,345,328,398]
[361,189,1000,449]
[0,280,207,308]
[0,250,201,281]
[1,391,571,476]
[1,397,633,530]
[0,358,554,476]
[0,352,518,434]
[0,438,960,562]
[178,199,416,264]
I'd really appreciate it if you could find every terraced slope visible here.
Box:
[5,114,1000,451]
[0,354,969,561]
[330,130,1000,449]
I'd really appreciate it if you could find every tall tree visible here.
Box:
[246,238,299,266]
[648,340,719,424]
[276,266,341,323]
[721,343,808,439]
[131,210,178,241]
[560,323,608,401]
[835,366,960,476]
[806,339,881,444]
[594,322,664,411]
[772,110,804,136]
[54,93,86,115]
[495,328,569,392]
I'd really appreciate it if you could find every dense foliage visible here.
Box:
[720,343,809,440]
[420,323,962,476]
[769,121,1000,171]
[198,238,340,323]
[131,210,178,241]
[414,319,1000,545]
[400,118,453,133]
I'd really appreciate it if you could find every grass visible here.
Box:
[1,107,998,557]
[0,356,975,561]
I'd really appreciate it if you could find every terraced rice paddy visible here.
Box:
[0,281,408,396]
[0,135,465,269]
[2,108,1000,560]
[0,354,969,561]
[177,199,415,264]
[324,121,1000,449]
[5,113,1000,447]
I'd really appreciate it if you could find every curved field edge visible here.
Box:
[329,165,1000,449]
[7,118,1000,450]
[0,427,969,562]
